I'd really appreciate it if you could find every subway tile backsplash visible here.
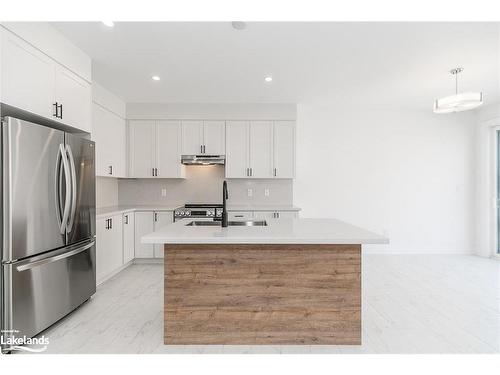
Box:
[97,166,293,208]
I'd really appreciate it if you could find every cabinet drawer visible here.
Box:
[228,211,254,220]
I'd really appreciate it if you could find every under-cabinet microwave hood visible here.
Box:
[181,155,225,165]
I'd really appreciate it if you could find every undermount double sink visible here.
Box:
[185,220,268,227]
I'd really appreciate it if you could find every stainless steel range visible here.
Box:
[174,204,223,222]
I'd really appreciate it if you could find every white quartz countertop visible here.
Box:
[96,204,301,218]
[227,204,301,212]
[141,218,389,245]
[96,204,183,218]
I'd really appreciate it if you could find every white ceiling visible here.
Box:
[52,22,499,109]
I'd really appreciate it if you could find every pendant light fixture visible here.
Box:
[433,67,483,114]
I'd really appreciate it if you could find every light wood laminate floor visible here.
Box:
[39,255,500,354]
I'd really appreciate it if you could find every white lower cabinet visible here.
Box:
[134,211,155,258]
[96,214,123,283]
[134,211,173,259]
[253,211,298,219]
[153,211,174,258]
[123,212,135,263]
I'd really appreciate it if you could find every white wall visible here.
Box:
[295,103,476,254]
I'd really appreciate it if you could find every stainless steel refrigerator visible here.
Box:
[1,116,96,351]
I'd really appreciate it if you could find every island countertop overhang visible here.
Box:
[141,218,389,245]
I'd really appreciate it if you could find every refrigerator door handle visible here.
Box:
[15,240,96,272]
[59,144,71,234]
[65,145,77,233]
[54,145,64,229]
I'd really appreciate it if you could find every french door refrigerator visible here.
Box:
[1,116,96,351]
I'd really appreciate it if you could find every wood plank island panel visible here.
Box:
[164,244,361,345]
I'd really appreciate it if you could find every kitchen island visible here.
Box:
[142,218,388,345]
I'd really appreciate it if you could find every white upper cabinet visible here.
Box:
[249,121,273,178]
[273,121,295,178]
[129,120,185,178]
[225,121,249,178]
[181,120,204,154]
[181,120,225,155]
[156,121,184,178]
[203,121,225,155]
[0,28,91,133]
[54,67,91,132]
[225,120,294,179]
[0,30,55,119]
[92,103,127,177]
[129,120,156,178]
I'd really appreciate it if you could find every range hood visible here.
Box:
[181,155,225,165]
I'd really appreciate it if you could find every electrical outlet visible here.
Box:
[264,188,270,197]
[161,188,167,197]
[247,188,253,197]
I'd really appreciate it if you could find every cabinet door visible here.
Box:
[129,121,156,178]
[228,211,254,220]
[123,212,135,264]
[0,30,55,119]
[253,211,275,219]
[96,215,123,283]
[109,215,124,272]
[249,121,273,178]
[110,111,127,178]
[225,121,249,178]
[156,121,184,178]
[96,217,109,282]
[276,211,298,219]
[153,211,173,258]
[273,121,295,178]
[203,121,225,155]
[92,103,113,176]
[181,120,203,155]
[54,66,92,132]
[134,211,155,258]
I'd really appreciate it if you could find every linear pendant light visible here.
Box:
[433,67,483,114]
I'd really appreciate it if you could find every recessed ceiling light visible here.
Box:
[151,75,161,81]
[231,21,247,30]
[264,76,273,82]
[102,21,114,27]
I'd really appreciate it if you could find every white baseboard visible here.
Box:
[133,258,163,264]
[96,260,133,286]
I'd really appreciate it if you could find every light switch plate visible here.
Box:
[161,188,167,197]
[264,188,270,197]
[247,188,253,197]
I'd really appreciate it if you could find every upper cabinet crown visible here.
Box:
[0,27,91,133]
[225,120,295,179]
[129,120,185,178]
[181,120,225,155]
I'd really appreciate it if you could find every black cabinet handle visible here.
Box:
[124,215,128,224]
[59,104,63,119]
[154,212,158,222]
[109,218,112,229]
[152,168,155,177]
[109,165,113,175]
[53,102,58,117]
